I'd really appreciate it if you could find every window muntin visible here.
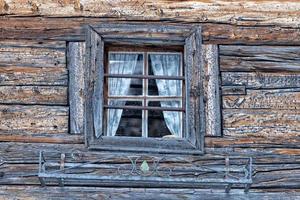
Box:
[104,49,184,138]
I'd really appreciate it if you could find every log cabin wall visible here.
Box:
[0,1,299,199]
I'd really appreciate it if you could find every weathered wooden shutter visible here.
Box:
[85,27,104,139]
[68,42,85,134]
[203,45,222,136]
[184,26,205,150]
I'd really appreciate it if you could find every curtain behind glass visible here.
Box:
[107,53,138,136]
[149,54,182,137]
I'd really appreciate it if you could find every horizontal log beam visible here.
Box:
[0,105,69,134]
[1,18,300,45]
[0,186,299,200]
[0,1,300,27]
[0,86,67,105]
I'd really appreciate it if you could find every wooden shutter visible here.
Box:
[68,42,85,134]
[203,45,222,136]
[184,26,205,150]
[85,27,104,140]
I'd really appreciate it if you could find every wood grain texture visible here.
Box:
[0,105,68,134]
[222,86,246,96]
[220,45,300,72]
[0,86,67,105]
[223,88,300,109]
[1,18,300,45]
[223,109,300,137]
[0,187,299,200]
[221,72,300,89]
[0,66,68,86]
[203,44,221,136]
[0,41,65,68]
[68,42,85,134]
[84,27,104,141]
[1,1,300,27]
[185,26,204,150]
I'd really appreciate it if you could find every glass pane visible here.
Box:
[108,53,143,96]
[148,53,182,96]
[106,101,142,137]
[108,78,143,96]
[148,101,182,138]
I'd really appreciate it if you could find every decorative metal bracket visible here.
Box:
[38,151,252,193]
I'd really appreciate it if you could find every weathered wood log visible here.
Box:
[1,1,300,28]
[223,109,300,137]
[68,42,85,134]
[0,105,69,134]
[0,41,65,68]
[0,134,83,144]
[1,18,300,45]
[0,86,67,105]
[220,45,300,72]
[0,186,299,200]
[0,66,68,86]
[223,88,300,109]
[221,72,300,89]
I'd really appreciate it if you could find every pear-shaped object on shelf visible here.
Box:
[140,160,150,173]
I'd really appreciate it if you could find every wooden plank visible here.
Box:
[184,26,204,151]
[220,45,300,72]
[0,40,66,49]
[223,109,300,137]
[221,72,300,89]
[223,88,300,109]
[0,86,67,105]
[222,86,246,96]
[0,105,68,134]
[68,42,85,134]
[0,43,65,68]
[1,1,300,28]
[1,18,300,45]
[0,187,299,200]
[203,45,221,136]
[84,27,104,141]
[0,66,68,86]
[0,134,83,144]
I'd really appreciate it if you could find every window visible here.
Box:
[104,47,184,139]
[84,24,205,154]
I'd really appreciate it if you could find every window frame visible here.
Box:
[84,24,205,154]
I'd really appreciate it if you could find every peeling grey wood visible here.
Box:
[221,72,300,89]
[220,45,300,72]
[203,45,221,136]
[223,88,300,109]
[185,26,204,151]
[68,42,86,134]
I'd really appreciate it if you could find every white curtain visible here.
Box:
[150,54,182,137]
[107,53,138,136]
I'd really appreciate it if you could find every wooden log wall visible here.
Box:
[0,0,299,198]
